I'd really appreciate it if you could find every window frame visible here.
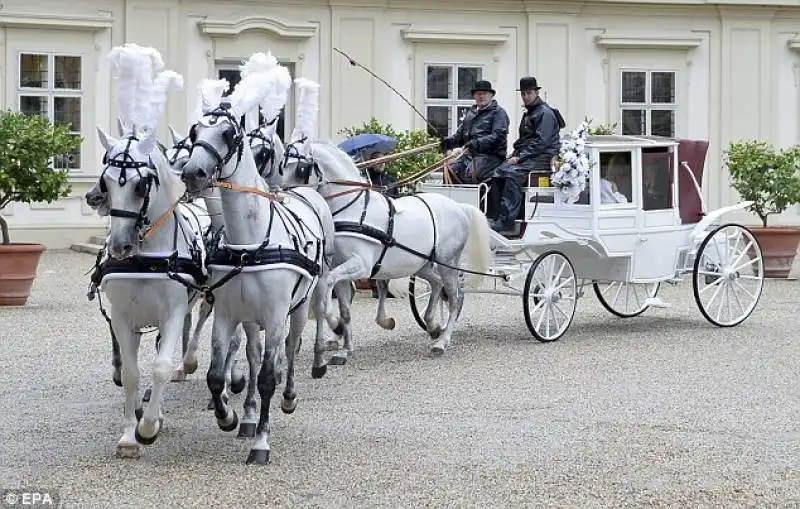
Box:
[618,68,678,138]
[16,51,84,172]
[423,62,486,137]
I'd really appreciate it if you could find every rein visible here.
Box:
[212,181,284,202]
[139,194,186,242]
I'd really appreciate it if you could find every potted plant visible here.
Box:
[0,109,81,305]
[723,140,800,279]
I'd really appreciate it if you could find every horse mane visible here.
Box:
[149,143,186,205]
[310,142,366,182]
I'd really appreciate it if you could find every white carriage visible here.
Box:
[409,135,765,341]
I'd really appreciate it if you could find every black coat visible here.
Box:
[512,97,562,171]
[443,100,510,160]
[367,168,400,198]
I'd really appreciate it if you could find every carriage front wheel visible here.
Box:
[522,251,578,342]
[409,276,460,332]
[692,223,765,327]
[593,281,661,318]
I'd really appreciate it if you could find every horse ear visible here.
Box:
[168,125,183,146]
[116,118,126,137]
[96,126,117,151]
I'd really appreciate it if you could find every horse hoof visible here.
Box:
[430,345,445,357]
[217,409,239,432]
[386,317,396,330]
[135,408,144,421]
[115,444,140,459]
[237,422,257,438]
[206,398,215,410]
[170,369,187,382]
[281,396,297,414]
[134,420,161,446]
[328,354,347,366]
[332,322,345,336]
[245,448,270,466]
[326,340,340,351]
[142,388,152,403]
[112,370,123,387]
[230,375,246,394]
[183,359,199,375]
[428,326,442,340]
[311,365,327,379]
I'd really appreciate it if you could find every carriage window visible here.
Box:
[642,148,673,211]
[596,151,633,206]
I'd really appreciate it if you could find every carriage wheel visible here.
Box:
[523,251,578,342]
[409,276,461,332]
[692,223,764,327]
[593,281,661,318]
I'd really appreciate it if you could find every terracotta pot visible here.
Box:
[749,227,800,279]
[0,243,46,306]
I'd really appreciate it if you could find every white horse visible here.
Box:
[90,43,195,457]
[179,65,335,465]
[280,142,491,360]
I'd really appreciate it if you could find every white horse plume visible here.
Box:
[260,64,292,137]
[239,52,278,131]
[191,78,230,125]
[228,53,278,119]
[289,78,320,155]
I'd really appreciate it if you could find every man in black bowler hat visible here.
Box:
[440,80,509,183]
[487,76,564,233]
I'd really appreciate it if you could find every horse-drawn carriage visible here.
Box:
[408,135,765,341]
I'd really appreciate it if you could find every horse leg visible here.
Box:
[183,299,213,375]
[209,325,245,410]
[114,324,142,458]
[281,301,307,416]
[374,280,396,330]
[237,322,263,439]
[207,316,239,433]
[416,265,445,340]
[170,312,194,382]
[310,276,330,379]
[329,280,354,366]
[135,309,186,445]
[111,333,122,387]
[141,331,160,404]
[430,266,464,356]
[246,314,285,465]
[325,280,349,351]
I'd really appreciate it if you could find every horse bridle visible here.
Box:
[98,135,160,235]
[187,103,245,181]
[248,119,277,179]
[281,138,322,185]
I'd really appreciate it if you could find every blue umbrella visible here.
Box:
[338,133,398,157]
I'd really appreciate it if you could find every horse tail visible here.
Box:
[460,203,491,278]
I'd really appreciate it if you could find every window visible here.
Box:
[598,151,634,205]
[619,70,676,138]
[641,147,673,211]
[17,53,83,170]
[424,64,483,138]
[217,62,295,142]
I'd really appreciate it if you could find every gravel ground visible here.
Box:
[0,250,798,509]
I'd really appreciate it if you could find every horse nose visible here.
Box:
[121,243,133,257]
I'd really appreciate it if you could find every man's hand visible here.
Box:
[464,140,478,153]
[507,156,520,165]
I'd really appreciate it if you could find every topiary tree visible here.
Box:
[723,140,800,228]
[0,109,82,244]
[337,118,440,182]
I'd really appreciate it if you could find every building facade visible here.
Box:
[3,0,800,247]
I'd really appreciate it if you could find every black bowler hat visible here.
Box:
[517,76,541,91]
[470,80,496,95]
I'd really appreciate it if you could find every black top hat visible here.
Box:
[517,76,541,91]
[470,80,496,95]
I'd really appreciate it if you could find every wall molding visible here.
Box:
[0,12,113,30]
[401,27,509,45]
[594,34,703,51]
[788,37,800,53]
[198,15,317,39]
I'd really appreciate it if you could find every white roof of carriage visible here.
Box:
[584,135,678,148]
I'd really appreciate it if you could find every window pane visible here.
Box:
[427,105,451,138]
[20,95,48,117]
[650,72,675,104]
[217,69,240,97]
[20,54,48,88]
[621,109,645,135]
[53,134,81,170]
[54,56,81,89]
[457,67,482,100]
[650,110,674,137]
[457,106,471,125]
[642,149,673,211]
[599,151,633,204]
[621,71,646,103]
[54,97,81,131]
[426,66,451,100]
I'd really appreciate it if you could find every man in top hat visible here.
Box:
[440,80,510,184]
[487,76,564,232]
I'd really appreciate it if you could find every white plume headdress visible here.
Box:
[288,78,320,156]
[191,78,230,125]
[107,43,183,144]
[238,52,278,132]
[259,63,293,138]
[228,52,279,122]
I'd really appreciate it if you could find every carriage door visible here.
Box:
[216,62,295,142]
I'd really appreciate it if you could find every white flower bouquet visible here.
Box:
[550,117,595,204]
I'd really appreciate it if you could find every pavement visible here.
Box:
[0,250,798,509]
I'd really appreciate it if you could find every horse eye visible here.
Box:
[189,125,197,143]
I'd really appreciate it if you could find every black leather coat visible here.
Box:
[443,100,510,159]
[512,97,562,171]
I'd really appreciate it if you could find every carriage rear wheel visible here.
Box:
[523,251,578,342]
[409,276,462,332]
[593,281,661,318]
[692,223,764,327]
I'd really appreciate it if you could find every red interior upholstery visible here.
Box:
[677,139,709,224]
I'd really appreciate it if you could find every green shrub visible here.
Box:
[588,122,617,135]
